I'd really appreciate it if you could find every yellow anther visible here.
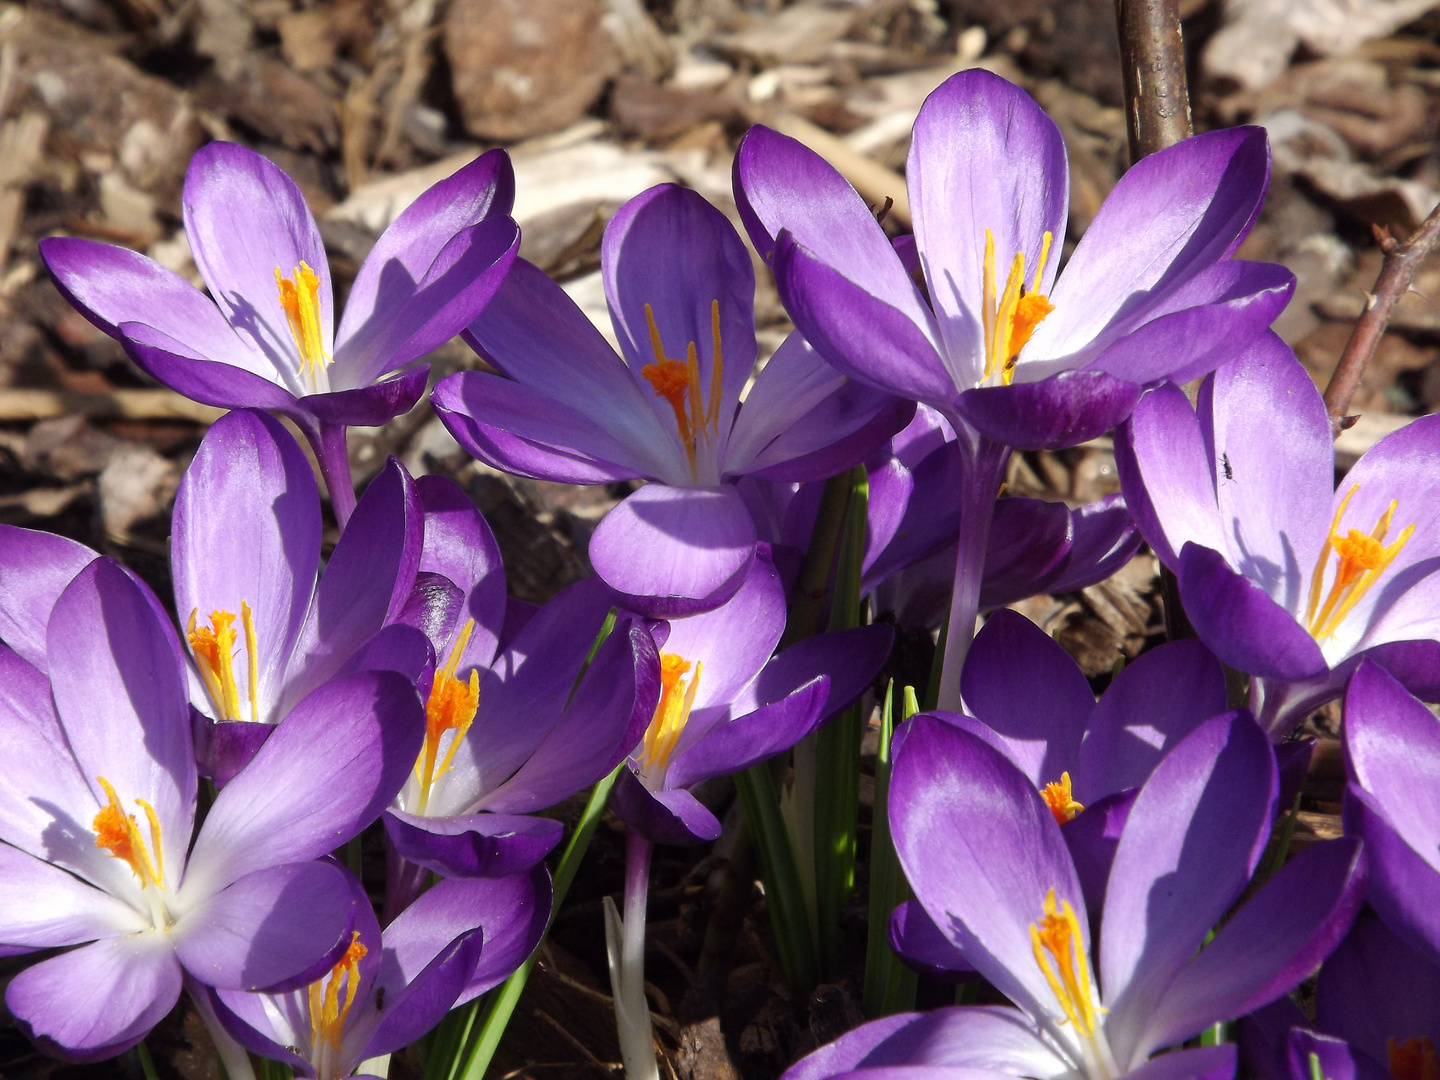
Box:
[1305,484,1415,641]
[309,931,368,1053]
[1389,1038,1439,1080]
[1041,772,1085,826]
[640,653,703,775]
[188,603,259,723]
[638,301,725,480]
[415,619,481,815]
[1030,888,1100,1037]
[275,262,330,385]
[93,776,165,889]
[982,228,1055,384]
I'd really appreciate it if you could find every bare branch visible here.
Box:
[1115,0,1193,159]
[1322,202,1440,438]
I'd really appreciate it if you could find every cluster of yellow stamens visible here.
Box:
[1041,773,1085,826]
[639,301,724,480]
[1031,888,1101,1038]
[275,262,331,386]
[92,776,165,890]
[308,931,369,1054]
[1390,1038,1439,1080]
[1305,484,1414,641]
[981,229,1055,384]
[414,619,481,815]
[188,604,260,724]
[639,653,703,775]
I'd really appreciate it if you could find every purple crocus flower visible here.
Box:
[1116,334,1440,736]
[1238,913,1440,1080]
[783,711,1365,1080]
[432,182,910,616]
[41,144,519,524]
[380,479,660,905]
[174,409,428,784]
[1341,660,1440,968]
[0,556,425,1061]
[211,867,549,1079]
[734,68,1291,705]
[608,551,893,845]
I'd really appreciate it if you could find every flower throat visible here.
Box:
[640,301,723,481]
[982,229,1054,384]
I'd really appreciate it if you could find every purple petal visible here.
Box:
[1076,639,1228,802]
[417,474,507,669]
[735,623,894,723]
[602,185,755,434]
[954,369,1143,452]
[1046,494,1142,596]
[612,768,724,845]
[888,900,975,982]
[117,322,305,413]
[0,525,99,671]
[1286,1031,1390,1080]
[908,70,1067,379]
[589,484,758,617]
[204,720,275,789]
[1101,711,1277,1063]
[1178,543,1328,681]
[977,498,1073,610]
[6,930,182,1062]
[39,237,264,376]
[1119,1045,1237,1080]
[172,409,320,724]
[47,559,195,879]
[173,859,357,991]
[304,367,429,426]
[665,677,830,788]
[1343,786,1440,966]
[338,624,435,686]
[1061,788,1136,917]
[183,142,332,386]
[183,670,424,895]
[383,810,563,878]
[1136,838,1366,1058]
[1030,127,1270,366]
[960,608,1094,787]
[0,844,147,948]
[1316,913,1440,1063]
[772,229,955,407]
[890,716,1087,1026]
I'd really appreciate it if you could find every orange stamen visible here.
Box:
[309,931,368,1053]
[416,619,481,815]
[1305,484,1414,640]
[1030,888,1100,1036]
[275,262,330,385]
[982,229,1054,384]
[1041,772,1085,826]
[640,653,702,775]
[93,776,165,889]
[638,301,726,479]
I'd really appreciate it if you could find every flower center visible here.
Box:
[93,776,166,891]
[309,931,368,1060]
[415,618,480,815]
[1030,888,1115,1080]
[639,301,724,481]
[275,262,330,388]
[1304,484,1414,641]
[1390,1038,1440,1080]
[188,604,260,723]
[638,652,703,779]
[982,229,1054,384]
[1041,772,1084,826]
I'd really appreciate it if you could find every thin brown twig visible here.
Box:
[1114,0,1193,159]
[1322,202,1440,438]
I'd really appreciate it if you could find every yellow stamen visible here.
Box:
[308,931,368,1053]
[188,607,244,722]
[275,262,330,385]
[1041,772,1085,826]
[640,653,703,775]
[415,618,481,815]
[93,776,165,889]
[638,301,726,480]
[1030,888,1100,1037]
[1304,484,1415,641]
[1390,1038,1440,1080]
[241,600,259,724]
[981,228,1055,384]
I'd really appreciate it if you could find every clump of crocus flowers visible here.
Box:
[9,66,1432,1080]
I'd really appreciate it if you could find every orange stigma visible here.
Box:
[982,229,1054,384]
[1031,888,1101,1037]
[309,931,368,1054]
[93,776,165,889]
[275,262,330,385]
[1041,772,1085,826]
[415,619,481,815]
[639,301,724,480]
[188,603,260,723]
[639,652,702,776]
[1389,1038,1439,1080]
[1304,484,1414,641]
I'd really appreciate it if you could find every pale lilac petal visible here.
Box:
[1344,787,1440,965]
[0,844,147,948]
[1120,1045,1237,1080]
[908,69,1067,383]
[0,524,98,670]
[590,484,758,617]
[6,929,182,1062]
[173,860,356,991]
[183,142,332,388]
